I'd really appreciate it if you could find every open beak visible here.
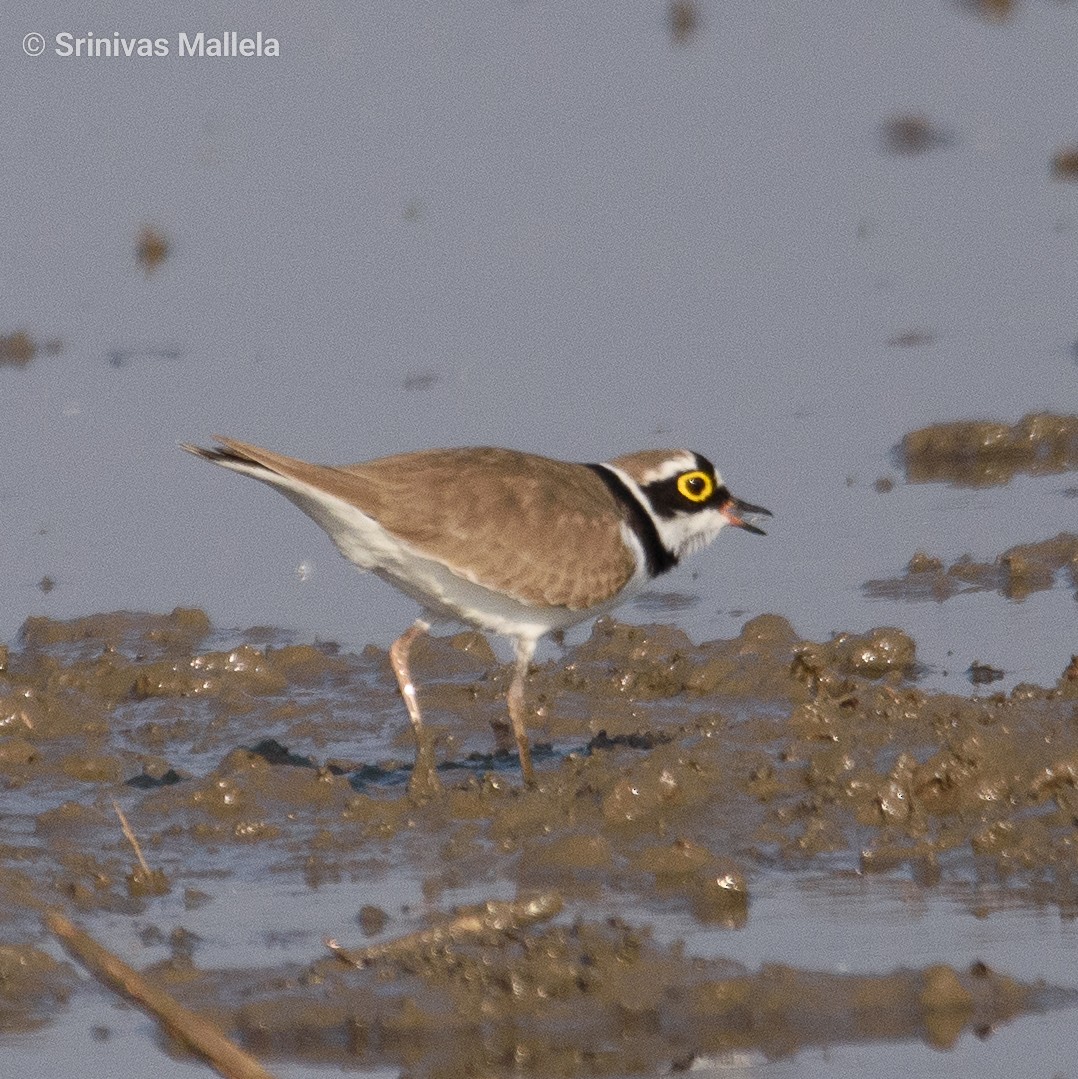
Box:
[720,494,772,536]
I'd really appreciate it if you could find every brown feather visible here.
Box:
[202,439,638,610]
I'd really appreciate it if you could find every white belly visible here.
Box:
[270,471,637,641]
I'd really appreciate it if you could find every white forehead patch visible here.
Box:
[637,452,699,486]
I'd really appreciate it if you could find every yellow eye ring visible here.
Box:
[677,470,714,503]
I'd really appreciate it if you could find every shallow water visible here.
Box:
[2,0,1075,687]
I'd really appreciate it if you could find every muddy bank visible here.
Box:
[198,930,1049,1075]
[2,608,1077,1073]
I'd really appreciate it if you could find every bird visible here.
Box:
[182,437,770,792]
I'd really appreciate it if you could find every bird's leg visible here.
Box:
[388,619,441,795]
[506,637,538,787]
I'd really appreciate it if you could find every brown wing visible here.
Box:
[199,439,637,610]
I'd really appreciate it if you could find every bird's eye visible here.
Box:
[677,470,714,503]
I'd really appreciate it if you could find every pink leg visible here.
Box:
[506,637,538,787]
[388,619,440,794]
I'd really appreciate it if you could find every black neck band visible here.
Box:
[585,464,678,578]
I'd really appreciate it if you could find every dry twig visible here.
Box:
[327,892,563,968]
[46,910,277,1079]
[112,799,151,875]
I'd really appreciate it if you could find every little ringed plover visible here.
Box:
[182,437,770,791]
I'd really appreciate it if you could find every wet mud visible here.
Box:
[3,608,1077,1075]
[879,114,954,155]
[220,933,1044,1075]
[1053,145,1078,181]
[135,225,170,275]
[0,330,62,368]
[899,411,1078,487]
[864,533,1078,604]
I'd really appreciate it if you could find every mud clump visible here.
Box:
[1052,145,1078,181]
[0,945,73,1033]
[880,114,954,155]
[668,1,700,45]
[795,626,917,685]
[865,533,1078,603]
[899,412,1078,487]
[0,331,62,368]
[20,607,212,651]
[135,225,170,274]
